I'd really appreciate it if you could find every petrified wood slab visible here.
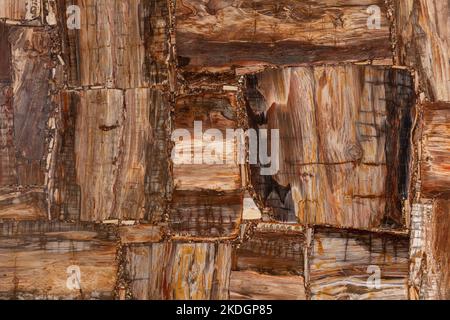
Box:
[52,91,80,220]
[409,203,433,299]
[175,0,392,73]
[230,270,306,300]
[0,24,53,221]
[144,0,171,85]
[397,0,450,302]
[431,200,450,300]
[246,65,415,230]
[310,227,409,300]
[171,93,244,239]
[233,223,305,275]
[125,242,232,300]
[9,26,53,186]
[118,224,165,244]
[171,190,243,239]
[60,0,170,88]
[0,221,117,299]
[230,223,306,300]
[420,102,450,198]
[74,89,124,221]
[142,89,173,223]
[0,0,448,302]
[410,201,450,300]
[0,0,41,23]
[396,0,450,101]
[0,87,15,186]
[0,22,10,82]
[0,187,47,220]
[64,88,171,222]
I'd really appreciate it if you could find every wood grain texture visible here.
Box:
[144,0,171,85]
[420,102,450,198]
[61,0,169,88]
[142,89,172,223]
[410,201,450,300]
[432,200,450,299]
[0,187,47,220]
[74,89,124,221]
[54,0,174,222]
[409,203,434,299]
[0,0,41,22]
[66,0,144,88]
[0,221,117,299]
[10,26,52,186]
[1,0,448,302]
[73,88,169,222]
[231,223,307,300]
[175,0,392,73]
[310,227,409,300]
[396,0,450,101]
[233,223,305,275]
[230,270,306,300]
[0,23,53,221]
[114,89,152,220]
[125,242,232,300]
[118,224,165,244]
[171,93,244,239]
[399,0,450,302]
[171,190,243,239]
[246,65,414,230]
[0,22,10,82]
[0,64,16,186]
[53,91,81,220]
